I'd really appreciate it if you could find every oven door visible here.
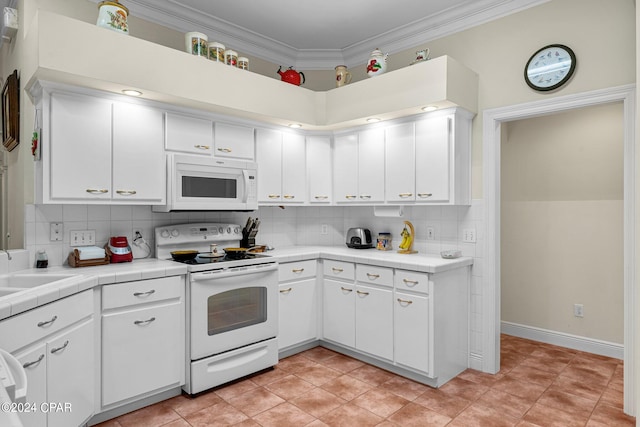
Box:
[189,263,278,360]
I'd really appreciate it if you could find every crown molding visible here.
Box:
[104,0,550,70]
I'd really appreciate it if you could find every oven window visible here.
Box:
[182,176,237,199]
[207,287,267,335]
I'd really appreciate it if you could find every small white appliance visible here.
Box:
[153,154,258,212]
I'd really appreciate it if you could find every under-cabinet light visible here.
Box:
[422,105,438,112]
[366,118,381,123]
[122,89,143,96]
[288,123,302,129]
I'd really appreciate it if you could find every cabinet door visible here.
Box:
[165,112,213,155]
[385,122,415,203]
[112,102,166,203]
[394,292,430,374]
[15,344,47,427]
[358,128,385,202]
[102,301,183,406]
[278,279,317,350]
[415,116,451,202]
[355,285,392,360]
[281,133,306,203]
[49,92,112,200]
[333,134,358,203]
[307,136,332,203]
[322,279,355,347]
[256,128,283,202]
[214,122,255,160]
[47,319,94,427]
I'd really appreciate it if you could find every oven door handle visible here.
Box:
[190,262,278,281]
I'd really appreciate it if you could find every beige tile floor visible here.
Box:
[95,335,635,426]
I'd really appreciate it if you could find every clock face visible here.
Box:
[525,44,576,91]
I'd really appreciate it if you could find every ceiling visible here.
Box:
[104,0,548,69]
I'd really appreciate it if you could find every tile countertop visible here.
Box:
[267,246,474,273]
[0,259,187,321]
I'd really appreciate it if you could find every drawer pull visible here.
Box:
[292,268,304,273]
[116,189,137,196]
[50,340,69,354]
[345,195,356,200]
[398,192,413,198]
[217,147,232,153]
[268,194,280,199]
[194,144,210,150]
[340,287,353,293]
[402,279,419,286]
[397,298,413,306]
[332,267,344,273]
[280,288,293,294]
[360,195,371,199]
[314,195,328,200]
[366,273,380,279]
[134,317,156,326]
[283,195,295,199]
[133,290,156,297]
[356,290,370,296]
[417,193,433,198]
[86,188,108,194]
[37,316,58,327]
[23,354,44,369]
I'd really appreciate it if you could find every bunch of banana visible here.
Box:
[398,226,413,250]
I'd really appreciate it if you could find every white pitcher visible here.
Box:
[366,48,388,77]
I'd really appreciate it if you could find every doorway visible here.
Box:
[482,85,636,415]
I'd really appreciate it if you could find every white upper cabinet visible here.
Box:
[165,112,213,155]
[256,129,305,204]
[385,122,416,203]
[214,122,255,160]
[43,91,165,204]
[333,129,385,204]
[306,135,332,204]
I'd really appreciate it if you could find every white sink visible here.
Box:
[0,274,78,296]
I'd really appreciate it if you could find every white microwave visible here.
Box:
[153,154,258,212]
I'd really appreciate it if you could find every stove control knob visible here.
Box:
[218,227,224,234]
[160,229,170,238]
[227,227,232,234]
[234,227,240,234]
[171,229,180,238]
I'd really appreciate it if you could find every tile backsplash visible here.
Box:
[24,200,485,361]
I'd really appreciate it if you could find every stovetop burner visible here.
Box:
[173,253,269,265]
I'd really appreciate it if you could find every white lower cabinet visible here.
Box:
[355,284,393,360]
[394,291,430,374]
[0,290,95,427]
[278,260,318,350]
[101,276,184,408]
[322,279,355,348]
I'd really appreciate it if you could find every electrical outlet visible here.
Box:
[50,223,63,241]
[426,227,435,240]
[574,304,584,318]
[70,230,96,246]
[463,228,476,243]
[320,224,328,235]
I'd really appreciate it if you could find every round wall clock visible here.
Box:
[524,44,576,91]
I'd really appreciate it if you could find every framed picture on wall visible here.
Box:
[2,69,19,152]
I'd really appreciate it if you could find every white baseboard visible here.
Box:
[468,353,483,371]
[501,321,623,360]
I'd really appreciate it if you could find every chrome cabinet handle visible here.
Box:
[86,188,108,194]
[268,194,280,199]
[279,287,292,294]
[356,290,370,296]
[402,278,419,286]
[283,195,295,199]
[134,317,156,325]
[366,273,380,279]
[217,147,232,153]
[345,195,356,200]
[133,290,156,297]
[340,287,353,293]
[194,144,210,150]
[397,298,413,306]
[37,315,58,327]
[50,340,69,354]
[314,195,328,200]
[360,195,371,199]
[332,267,344,273]
[292,268,304,273]
[116,190,137,196]
[23,354,44,368]
[398,193,413,198]
[417,193,433,198]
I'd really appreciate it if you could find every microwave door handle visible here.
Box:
[242,169,250,203]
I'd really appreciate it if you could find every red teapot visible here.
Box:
[277,66,305,86]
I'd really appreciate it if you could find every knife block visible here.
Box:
[241,237,255,248]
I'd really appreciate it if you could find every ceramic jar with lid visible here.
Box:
[96,0,129,34]
[185,32,208,56]
[376,233,392,250]
[208,42,225,62]
[366,48,388,77]
[225,50,238,67]
[238,57,249,70]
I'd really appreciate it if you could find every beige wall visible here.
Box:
[501,103,624,343]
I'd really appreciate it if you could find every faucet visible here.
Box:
[1,249,11,261]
